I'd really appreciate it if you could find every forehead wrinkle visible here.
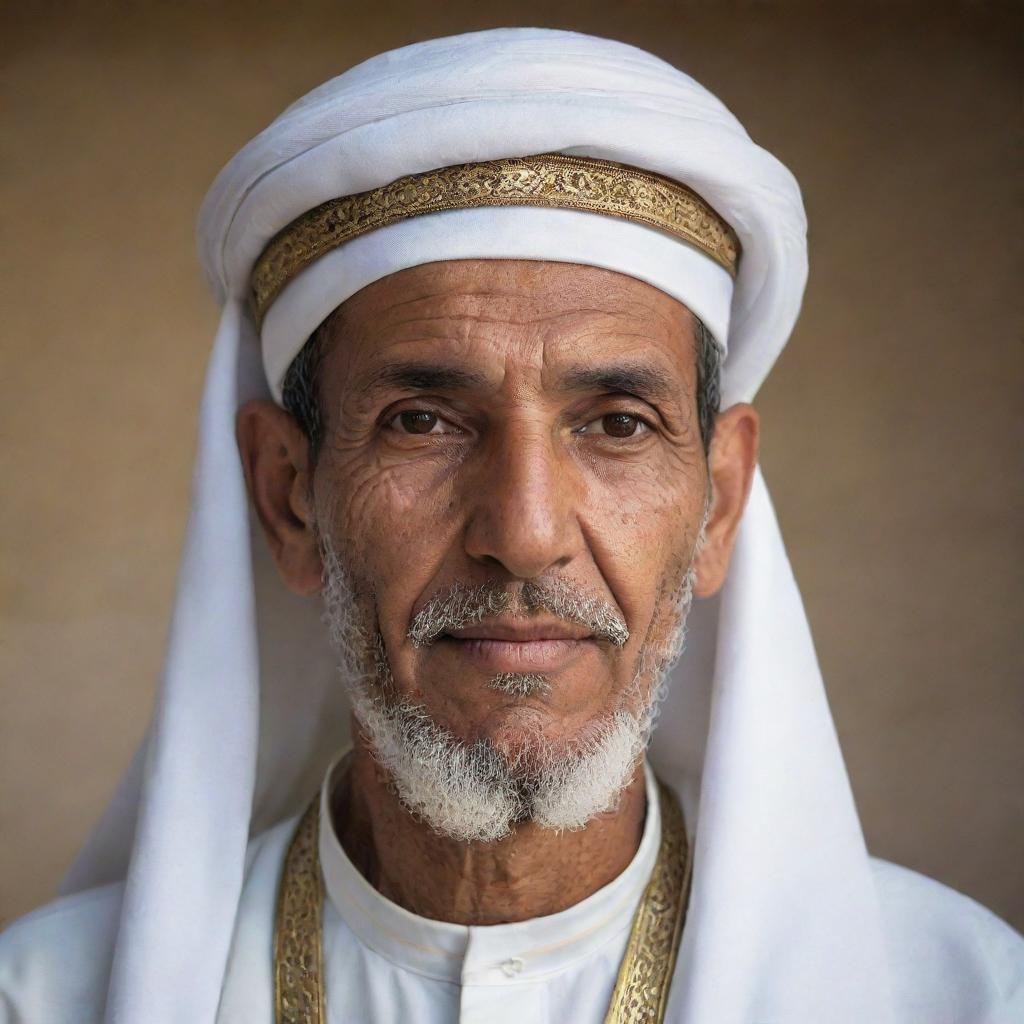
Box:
[369,283,677,325]
[345,332,692,407]
[566,326,675,350]
[338,259,692,330]
[340,310,573,363]
[371,312,681,365]
[341,269,688,335]
[382,307,624,330]
[331,280,695,400]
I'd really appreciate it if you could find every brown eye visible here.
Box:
[602,413,641,438]
[398,410,439,434]
[575,412,649,439]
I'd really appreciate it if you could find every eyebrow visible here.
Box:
[560,363,678,402]
[356,359,679,402]
[359,361,491,394]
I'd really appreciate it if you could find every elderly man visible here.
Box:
[0,27,1020,1024]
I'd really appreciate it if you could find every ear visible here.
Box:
[692,403,759,598]
[236,399,323,596]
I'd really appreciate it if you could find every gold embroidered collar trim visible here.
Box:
[251,153,739,325]
[274,797,325,1024]
[274,778,692,1023]
[606,780,692,1022]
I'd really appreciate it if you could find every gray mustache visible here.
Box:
[407,578,630,649]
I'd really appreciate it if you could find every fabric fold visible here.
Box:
[103,302,262,1022]
[59,28,897,1023]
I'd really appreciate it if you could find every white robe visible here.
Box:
[61,30,1014,1022]
[2,758,1021,1023]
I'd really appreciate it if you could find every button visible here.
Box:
[500,956,525,977]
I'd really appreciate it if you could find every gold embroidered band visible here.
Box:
[274,798,325,1024]
[250,153,740,325]
[605,780,692,1023]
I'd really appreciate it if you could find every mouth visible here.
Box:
[440,637,591,672]
[438,619,595,672]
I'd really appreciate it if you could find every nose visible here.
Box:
[462,421,582,579]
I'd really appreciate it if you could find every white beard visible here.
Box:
[319,535,701,843]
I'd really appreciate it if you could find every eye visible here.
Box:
[577,413,649,438]
[388,409,457,435]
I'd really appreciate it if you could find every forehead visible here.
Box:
[322,259,698,377]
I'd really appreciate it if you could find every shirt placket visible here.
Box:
[457,929,546,1024]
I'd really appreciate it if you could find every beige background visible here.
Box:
[2,1,1021,931]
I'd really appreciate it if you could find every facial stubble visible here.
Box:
[318,529,703,843]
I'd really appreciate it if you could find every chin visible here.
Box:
[470,701,621,770]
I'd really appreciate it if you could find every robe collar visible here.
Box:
[318,754,661,985]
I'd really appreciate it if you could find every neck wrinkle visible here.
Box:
[316,750,663,985]
[332,737,649,926]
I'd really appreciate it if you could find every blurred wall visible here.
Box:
[2,1,1021,930]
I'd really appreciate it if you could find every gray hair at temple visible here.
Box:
[281,309,723,460]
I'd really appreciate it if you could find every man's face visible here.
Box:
[310,260,709,769]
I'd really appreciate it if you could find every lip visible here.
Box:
[438,636,594,672]
[445,619,593,643]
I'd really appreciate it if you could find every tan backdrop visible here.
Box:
[2,1,1021,931]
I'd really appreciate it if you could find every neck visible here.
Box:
[333,732,648,926]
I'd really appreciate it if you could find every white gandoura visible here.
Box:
[1,28,1021,1024]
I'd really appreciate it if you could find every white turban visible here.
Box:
[63,28,895,1023]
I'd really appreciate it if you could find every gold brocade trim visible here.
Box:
[274,798,326,1024]
[251,153,740,324]
[273,777,690,1024]
[605,781,692,1023]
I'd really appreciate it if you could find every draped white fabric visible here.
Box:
[58,27,912,1023]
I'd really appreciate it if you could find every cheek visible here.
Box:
[317,451,463,626]
[577,440,705,526]
[646,550,697,647]
[578,452,706,615]
[571,458,705,701]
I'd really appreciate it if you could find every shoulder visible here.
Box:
[871,858,1024,1022]
[217,816,299,1020]
[0,817,298,1024]
[0,881,123,1023]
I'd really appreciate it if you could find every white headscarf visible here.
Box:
[63,28,895,1023]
